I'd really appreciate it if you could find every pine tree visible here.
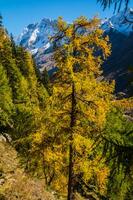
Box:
[0,64,14,134]
[10,33,17,57]
[0,27,48,145]
[42,68,51,94]
[0,34,28,102]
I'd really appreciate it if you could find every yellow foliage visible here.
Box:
[31,16,114,198]
[96,166,110,195]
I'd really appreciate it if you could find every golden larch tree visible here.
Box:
[32,16,114,200]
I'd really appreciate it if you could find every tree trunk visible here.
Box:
[67,83,76,200]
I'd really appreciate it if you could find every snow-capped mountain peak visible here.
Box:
[102,8,133,35]
[17,8,133,72]
[17,18,57,54]
[18,8,133,53]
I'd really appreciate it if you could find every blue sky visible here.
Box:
[0,0,132,36]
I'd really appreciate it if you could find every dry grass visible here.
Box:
[0,139,55,200]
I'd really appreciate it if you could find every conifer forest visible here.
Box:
[0,0,133,199]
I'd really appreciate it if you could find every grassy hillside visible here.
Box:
[0,138,55,200]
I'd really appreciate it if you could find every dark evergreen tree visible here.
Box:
[0,25,48,143]
[0,13,3,27]
[10,33,17,57]
[0,64,14,131]
[42,68,51,94]
[103,108,133,200]
[97,0,130,12]
[128,66,133,96]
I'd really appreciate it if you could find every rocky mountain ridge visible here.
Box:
[17,8,133,56]
[17,8,133,94]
